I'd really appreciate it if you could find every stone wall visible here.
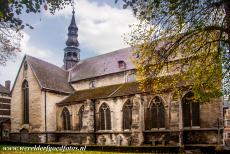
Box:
[71,70,135,91]
[200,98,223,128]
[11,60,43,133]
[56,132,94,144]
[11,60,67,143]
[44,92,66,132]
[56,91,223,146]
[10,132,46,143]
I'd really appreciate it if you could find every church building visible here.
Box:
[10,9,223,146]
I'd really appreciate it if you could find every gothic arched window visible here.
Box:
[182,92,200,127]
[62,107,71,130]
[78,105,84,131]
[149,96,165,129]
[22,80,29,124]
[123,100,133,130]
[99,103,111,130]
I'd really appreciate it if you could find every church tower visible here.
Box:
[63,9,80,70]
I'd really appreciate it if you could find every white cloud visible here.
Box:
[0,0,138,85]
[45,0,138,54]
[20,32,53,59]
[0,55,22,86]
[20,31,62,67]
[0,31,57,86]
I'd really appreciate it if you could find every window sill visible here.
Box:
[123,129,131,132]
[183,126,200,129]
[150,128,166,131]
[97,130,112,133]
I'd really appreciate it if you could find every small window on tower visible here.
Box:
[23,61,28,78]
[73,52,77,57]
[118,60,126,69]
[24,62,28,70]
[67,52,71,56]
[71,29,75,34]
[89,80,96,88]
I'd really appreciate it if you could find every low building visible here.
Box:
[0,80,11,141]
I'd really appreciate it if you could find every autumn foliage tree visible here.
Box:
[0,0,71,65]
[118,0,230,101]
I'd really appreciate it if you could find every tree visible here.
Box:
[117,0,230,101]
[0,0,71,65]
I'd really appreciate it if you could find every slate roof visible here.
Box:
[0,84,9,94]
[69,47,135,82]
[26,56,74,94]
[57,82,142,106]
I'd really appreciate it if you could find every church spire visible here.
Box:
[63,1,80,70]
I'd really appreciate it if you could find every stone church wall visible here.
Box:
[10,61,46,142]
[56,94,145,145]
[10,60,68,143]
[71,71,128,91]
[45,92,67,132]
[11,61,43,133]
[199,98,223,128]
[56,90,223,146]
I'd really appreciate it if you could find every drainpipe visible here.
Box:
[44,90,47,143]
[217,118,220,145]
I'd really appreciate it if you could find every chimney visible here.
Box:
[5,80,11,91]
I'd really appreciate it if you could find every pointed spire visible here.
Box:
[69,9,77,29]
[66,8,79,47]
[63,1,80,70]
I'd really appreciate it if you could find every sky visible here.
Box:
[0,0,138,87]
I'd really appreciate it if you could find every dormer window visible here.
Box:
[118,60,126,69]
[89,80,96,88]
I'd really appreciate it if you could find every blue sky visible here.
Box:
[0,0,137,86]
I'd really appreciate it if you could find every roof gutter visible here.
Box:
[41,88,72,95]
